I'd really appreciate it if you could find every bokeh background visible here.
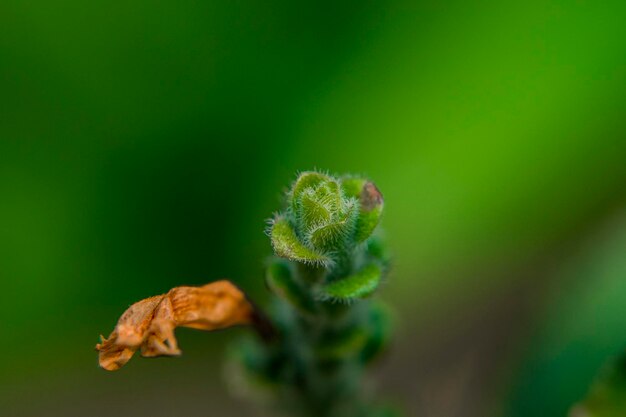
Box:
[1,1,625,416]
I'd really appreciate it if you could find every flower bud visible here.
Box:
[270,171,384,267]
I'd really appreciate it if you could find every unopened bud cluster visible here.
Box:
[234,171,398,417]
[271,172,383,266]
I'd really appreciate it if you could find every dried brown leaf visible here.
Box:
[96,280,254,371]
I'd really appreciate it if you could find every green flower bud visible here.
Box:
[292,173,357,252]
[270,171,384,267]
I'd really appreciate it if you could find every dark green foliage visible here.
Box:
[571,352,626,417]
[265,261,316,316]
[360,302,393,365]
[235,171,394,417]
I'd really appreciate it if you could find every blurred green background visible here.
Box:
[1,1,625,416]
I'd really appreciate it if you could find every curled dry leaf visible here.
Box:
[96,280,255,371]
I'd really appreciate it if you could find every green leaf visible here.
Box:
[308,205,355,251]
[360,302,393,364]
[341,177,385,243]
[571,353,626,417]
[366,235,390,265]
[297,192,331,230]
[270,217,330,265]
[314,179,342,213]
[265,261,316,315]
[320,264,382,301]
[309,221,348,251]
[316,326,369,360]
[354,205,383,243]
[290,171,329,211]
